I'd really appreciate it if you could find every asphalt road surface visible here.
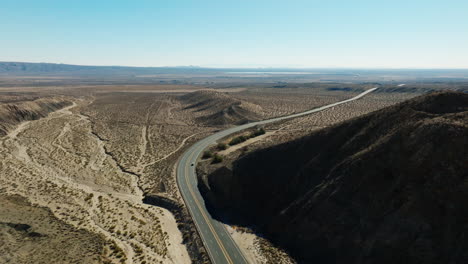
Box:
[176,87,378,264]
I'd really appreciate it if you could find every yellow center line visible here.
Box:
[184,147,234,264]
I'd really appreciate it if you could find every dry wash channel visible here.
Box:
[0,98,190,264]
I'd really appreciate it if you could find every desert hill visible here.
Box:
[180,90,262,126]
[200,91,468,263]
[0,97,72,137]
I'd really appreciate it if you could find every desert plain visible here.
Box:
[1,70,466,264]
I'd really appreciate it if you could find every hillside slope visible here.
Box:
[200,91,468,263]
[0,98,72,136]
[180,90,262,126]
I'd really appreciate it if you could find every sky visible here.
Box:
[1,0,468,68]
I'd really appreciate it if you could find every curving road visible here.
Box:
[176,87,378,264]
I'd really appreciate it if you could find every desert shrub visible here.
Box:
[212,154,224,164]
[217,142,228,150]
[229,135,248,145]
[251,127,266,137]
[202,150,213,159]
[84,193,94,202]
[229,128,265,146]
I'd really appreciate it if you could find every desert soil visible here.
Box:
[0,194,105,264]
[0,85,418,264]
[0,99,190,264]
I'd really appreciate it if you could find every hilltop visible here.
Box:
[180,90,262,126]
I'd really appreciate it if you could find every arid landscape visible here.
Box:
[3,1,468,263]
[0,94,190,264]
[0,63,467,264]
[198,91,468,264]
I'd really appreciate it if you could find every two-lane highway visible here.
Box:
[176,87,378,264]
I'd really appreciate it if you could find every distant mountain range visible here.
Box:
[2,61,468,77]
[0,61,219,76]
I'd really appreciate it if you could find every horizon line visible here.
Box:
[1,61,468,71]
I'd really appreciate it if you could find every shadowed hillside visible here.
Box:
[0,98,72,136]
[200,91,468,264]
[180,90,262,126]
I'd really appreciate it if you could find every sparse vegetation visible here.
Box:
[84,193,94,202]
[0,93,187,264]
[211,153,224,164]
[202,150,213,159]
[228,135,248,146]
[251,127,266,137]
[216,142,228,150]
[229,127,266,146]
[1,72,448,264]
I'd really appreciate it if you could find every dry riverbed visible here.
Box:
[0,99,190,264]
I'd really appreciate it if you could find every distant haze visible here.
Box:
[1,0,467,68]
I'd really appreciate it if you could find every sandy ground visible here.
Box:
[96,88,248,94]
[0,100,190,264]
[224,226,267,264]
[0,194,105,264]
[0,87,417,264]
[224,225,295,264]
[76,89,357,263]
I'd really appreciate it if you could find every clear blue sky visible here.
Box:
[1,0,467,68]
